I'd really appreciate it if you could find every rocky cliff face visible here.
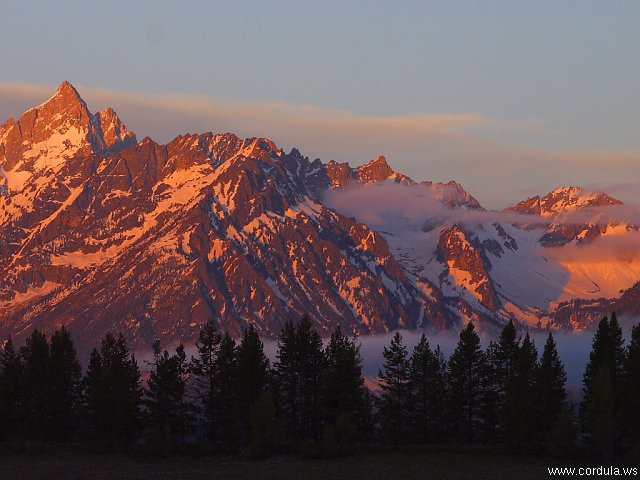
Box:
[436,226,499,312]
[1,82,638,348]
[506,186,632,246]
[0,83,449,348]
[0,81,135,192]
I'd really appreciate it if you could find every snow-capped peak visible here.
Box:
[508,186,623,217]
[0,82,137,193]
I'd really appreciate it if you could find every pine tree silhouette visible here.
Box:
[0,337,24,442]
[377,331,411,443]
[274,316,325,445]
[20,330,50,440]
[273,319,298,445]
[537,331,567,442]
[448,322,488,443]
[486,319,520,442]
[622,322,640,454]
[582,314,625,458]
[249,390,281,458]
[85,332,143,450]
[235,325,270,445]
[215,332,237,449]
[408,333,446,443]
[145,341,192,449]
[322,326,370,444]
[506,332,538,450]
[48,326,82,442]
[189,319,222,442]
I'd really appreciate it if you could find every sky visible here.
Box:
[1,0,639,208]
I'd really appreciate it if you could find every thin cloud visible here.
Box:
[324,183,640,234]
[0,81,487,143]
[543,232,640,264]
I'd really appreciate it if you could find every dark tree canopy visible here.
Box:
[323,326,370,441]
[0,313,637,461]
[48,326,82,442]
[235,325,270,444]
[0,337,24,441]
[448,322,489,443]
[408,333,447,443]
[377,331,411,443]
[274,316,325,445]
[145,341,192,447]
[85,332,143,449]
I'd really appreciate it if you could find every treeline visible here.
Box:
[0,314,639,462]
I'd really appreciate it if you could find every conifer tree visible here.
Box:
[505,332,538,450]
[493,320,519,391]
[377,331,411,443]
[249,390,281,458]
[0,337,23,441]
[48,326,82,442]
[622,323,640,452]
[20,329,50,440]
[431,345,448,438]
[296,316,325,442]
[189,320,222,442]
[546,402,578,459]
[85,332,143,449]
[235,325,270,445]
[322,326,370,442]
[582,314,625,457]
[215,332,237,448]
[408,333,446,443]
[486,319,520,441]
[145,341,192,448]
[583,316,611,415]
[273,319,298,444]
[609,312,626,382]
[537,331,567,439]
[587,364,616,459]
[447,322,488,443]
[273,316,325,444]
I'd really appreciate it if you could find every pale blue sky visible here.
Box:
[1,1,639,206]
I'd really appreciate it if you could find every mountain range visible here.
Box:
[1,82,638,348]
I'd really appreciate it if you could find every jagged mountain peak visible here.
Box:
[356,155,395,183]
[508,186,623,216]
[0,95,437,345]
[94,107,137,150]
[0,82,137,193]
[52,80,84,103]
[363,155,390,168]
[419,179,484,210]
[505,186,629,247]
[25,80,90,124]
[2,81,637,345]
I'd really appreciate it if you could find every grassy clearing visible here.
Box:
[0,445,578,480]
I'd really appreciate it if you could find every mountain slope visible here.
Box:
[0,84,449,347]
[1,82,638,348]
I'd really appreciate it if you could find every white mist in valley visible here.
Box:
[135,317,640,402]
[258,328,608,402]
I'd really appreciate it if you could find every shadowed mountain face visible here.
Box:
[0,83,638,348]
[0,83,452,348]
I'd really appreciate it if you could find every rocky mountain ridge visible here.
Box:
[1,82,638,347]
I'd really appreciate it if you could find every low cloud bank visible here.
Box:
[323,183,546,230]
[260,328,616,400]
[324,182,640,230]
[134,322,640,403]
[544,231,640,264]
